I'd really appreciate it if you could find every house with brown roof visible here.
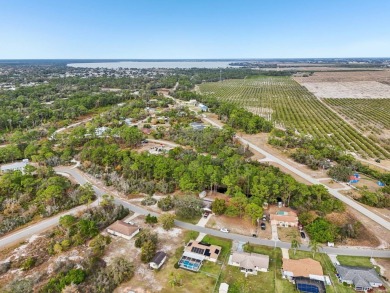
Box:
[184,241,221,262]
[282,258,326,282]
[228,252,269,275]
[106,220,140,240]
[270,210,299,227]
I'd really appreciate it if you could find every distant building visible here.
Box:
[189,122,206,131]
[95,126,110,137]
[198,103,208,112]
[228,252,269,275]
[335,265,383,291]
[1,159,29,174]
[106,220,140,240]
[149,251,167,269]
[270,210,299,227]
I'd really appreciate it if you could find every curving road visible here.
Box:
[202,116,390,231]
[1,165,389,258]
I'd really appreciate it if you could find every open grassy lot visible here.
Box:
[176,214,202,225]
[199,76,389,159]
[337,255,373,268]
[289,250,356,293]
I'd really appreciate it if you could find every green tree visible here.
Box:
[290,238,300,255]
[159,213,176,230]
[244,203,263,225]
[141,240,157,263]
[309,240,320,257]
[211,198,227,215]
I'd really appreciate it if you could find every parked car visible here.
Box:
[260,222,266,230]
[262,215,267,221]
[203,212,210,218]
[252,234,258,238]
[375,159,381,163]
[220,228,230,233]
[300,232,306,239]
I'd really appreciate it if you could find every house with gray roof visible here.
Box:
[335,265,383,291]
[228,252,269,275]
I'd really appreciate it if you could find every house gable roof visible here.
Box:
[150,251,167,265]
[335,265,382,287]
[231,252,269,270]
[107,220,139,236]
[283,258,324,277]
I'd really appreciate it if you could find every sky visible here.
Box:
[1,0,390,59]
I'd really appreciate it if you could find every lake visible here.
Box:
[67,60,236,69]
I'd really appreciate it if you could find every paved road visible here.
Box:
[202,117,390,231]
[2,165,388,257]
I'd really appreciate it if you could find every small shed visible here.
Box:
[149,251,167,269]
[219,283,229,293]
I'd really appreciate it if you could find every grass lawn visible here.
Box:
[337,255,373,268]
[183,230,199,243]
[289,250,356,293]
[176,214,202,225]
[219,244,297,293]
[201,235,232,261]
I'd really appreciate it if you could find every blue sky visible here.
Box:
[1,0,389,59]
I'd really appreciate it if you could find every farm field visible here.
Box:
[323,98,390,150]
[198,76,390,159]
[293,70,390,83]
[301,81,390,99]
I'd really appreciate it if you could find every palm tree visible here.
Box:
[309,240,320,258]
[291,238,300,255]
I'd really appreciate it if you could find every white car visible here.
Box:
[220,228,230,233]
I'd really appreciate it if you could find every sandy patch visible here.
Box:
[302,81,390,99]
[294,70,390,83]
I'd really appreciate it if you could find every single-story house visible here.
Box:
[1,159,29,174]
[184,241,221,262]
[282,258,325,282]
[189,122,206,131]
[149,251,167,269]
[270,210,299,227]
[228,252,269,275]
[187,99,198,106]
[106,220,140,240]
[335,265,383,291]
[198,103,208,112]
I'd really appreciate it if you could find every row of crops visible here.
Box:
[198,76,390,159]
[323,98,390,136]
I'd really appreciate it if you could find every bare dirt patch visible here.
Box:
[301,81,390,99]
[294,70,390,83]
[207,215,272,239]
[277,227,302,243]
[375,258,390,281]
